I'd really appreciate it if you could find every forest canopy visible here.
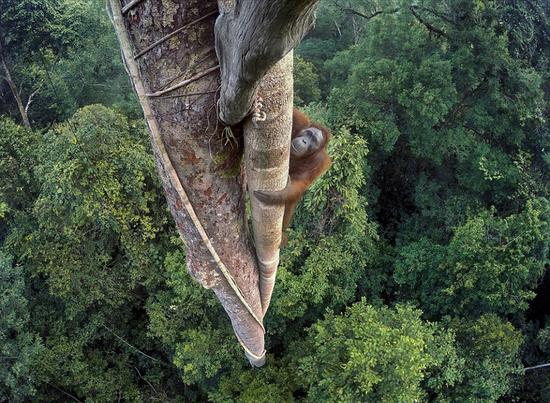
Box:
[1,0,549,401]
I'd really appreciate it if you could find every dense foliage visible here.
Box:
[1,0,548,401]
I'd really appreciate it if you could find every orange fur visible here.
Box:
[255,108,332,245]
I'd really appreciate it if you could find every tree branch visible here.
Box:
[410,6,448,37]
[342,8,384,21]
[215,0,319,125]
[333,1,399,21]
[24,84,41,114]
[46,382,83,403]
[102,324,171,366]
[525,362,550,371]
[0,44,31,129]
[414,6,454,24]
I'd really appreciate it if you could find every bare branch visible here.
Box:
[410,6,447,37]
[134,366,158,394]
[333,1,398,21]
[333,19,342,37]
[0,43,31,129]
[46,382,83,402]
[102,324,171,366]
[525,362,550,371]
[343,8,384,20]
[24,84,42,114]
[415,6,454,24]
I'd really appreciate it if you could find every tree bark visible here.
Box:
[110,0,318,366]
[109,0,265,365]
[0,41,31,129]
[215,0,318,125]
[244,53,293,314]
[215,0,319,315]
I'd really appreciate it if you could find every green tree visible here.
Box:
[16,105,169,312]
[394,200,550,318]
[0,0,135,127]
[0,252,42,402]
[324,0,547,233]
[448,315,524,401]
[3,105,185,400]
[298,302,462,402]
[293,55,321,106]
[0,117,40,233]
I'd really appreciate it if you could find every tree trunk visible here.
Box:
[244,53,293,314]
[0,42,31,129]
[109,0,265,366]
[214,0,319,314]
[110,0,318,366]
[215,0,318,125]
